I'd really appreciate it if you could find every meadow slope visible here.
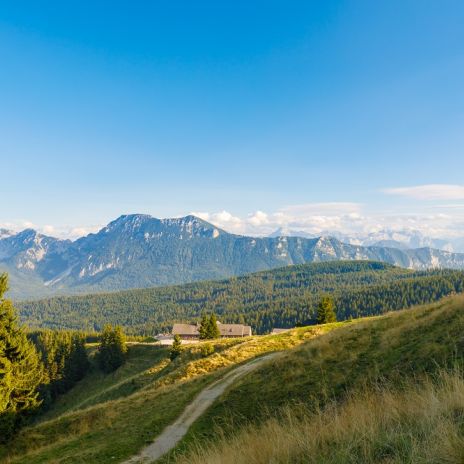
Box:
[2,294,464,464]
[164,294,464,463]
[0,325,334,463]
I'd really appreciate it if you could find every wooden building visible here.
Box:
[172,321,252,339]
[271,328,290,334]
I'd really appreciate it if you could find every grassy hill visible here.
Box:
[2,293,464,463]
[0,324,334,463]
[180,370,464,464]
[17,261,464,334]
[164,294,464,463]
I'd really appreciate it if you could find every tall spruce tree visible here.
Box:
[97,325,127,373]
[32,330,89,408]
[65,333,89,386]
[207,314,221,339]
[0,274,43,441]
[199,314,209,340]
[317,296,337,324]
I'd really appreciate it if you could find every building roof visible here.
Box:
[217,322,252,337]
[172,321,252,337]
[271,328,290,334]
[172,323,200,336]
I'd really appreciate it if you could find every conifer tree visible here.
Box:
[170,334,183,360]
[65,333,89,386]
[199,314,209,340]
[207,313,221,339]
[97,325,127,373]
[317,296,337,324]
[0,274,43,441]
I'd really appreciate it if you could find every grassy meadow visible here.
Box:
[2,294,464,464]
[163,294,464,463]
[0,324,332,463]
[180,369,464,464]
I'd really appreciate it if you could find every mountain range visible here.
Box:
[269,227,459,252]
[2,214,464,300]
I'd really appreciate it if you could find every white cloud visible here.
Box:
[247,210,269,226]
[2,201,464,250]
[383,184,464,200]
[192,210,243,233]
[192,202,464,246]
[191,203,365,237]
[0,221,102,240]
[281,202,362,215]
[68,226,102,239]
[431,204,464,210]
[42,225,56,235]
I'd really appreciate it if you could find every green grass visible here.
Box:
[162,294,464,462]
[4,294,464,464]
[37,344,170,422]
[0,326,331,463]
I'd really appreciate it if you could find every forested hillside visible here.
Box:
[18,261,464,334]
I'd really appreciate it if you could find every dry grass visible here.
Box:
[162,294,464,462]
[180,369,464,464]
[161,324,335,384]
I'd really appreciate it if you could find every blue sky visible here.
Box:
[1,1,464,239]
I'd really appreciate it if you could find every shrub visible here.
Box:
[201,343,215,357]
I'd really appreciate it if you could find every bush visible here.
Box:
[201,343,215,357]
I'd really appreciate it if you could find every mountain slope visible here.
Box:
[1,323,328,464]
[166,294,464,464]
[272,228,458,252]
[4,294,464,464]
[2,214,464,299]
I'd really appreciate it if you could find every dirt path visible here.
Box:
[124,352,279,464]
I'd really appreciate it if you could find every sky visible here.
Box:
[1,1,464,240]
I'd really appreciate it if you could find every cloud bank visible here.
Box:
[384,184,464,200]
[193,202,464,243]
[2,185,464,248]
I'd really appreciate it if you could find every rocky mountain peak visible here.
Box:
[0,229,14,240]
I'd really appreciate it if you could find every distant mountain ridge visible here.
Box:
[2,214,464,299]
[269,227,457,252]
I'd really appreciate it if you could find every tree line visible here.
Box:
[0,274,128,441]
[16,261,464,334]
